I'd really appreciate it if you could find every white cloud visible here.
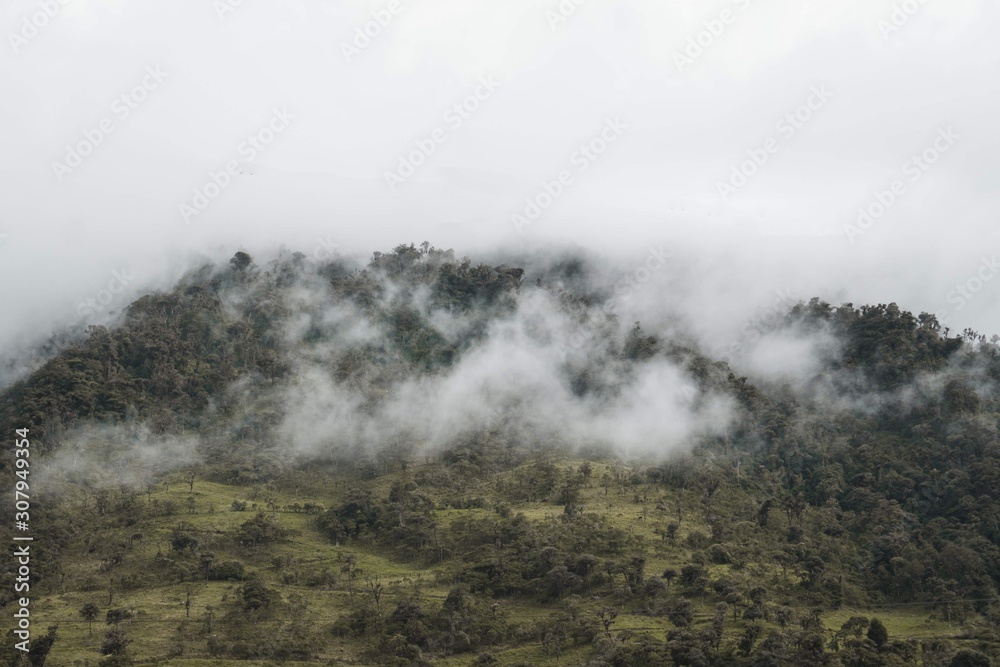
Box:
[2,0,999,364]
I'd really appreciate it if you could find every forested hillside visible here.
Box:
[3,244,1000,667]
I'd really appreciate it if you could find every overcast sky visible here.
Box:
[1,0,998,358]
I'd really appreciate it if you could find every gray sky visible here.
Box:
[2,0,999,358]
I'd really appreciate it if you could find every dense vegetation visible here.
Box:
[3,243,1000,667]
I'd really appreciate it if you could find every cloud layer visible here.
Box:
[2,0,999,382]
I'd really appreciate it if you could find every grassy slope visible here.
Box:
[17,459,968,666]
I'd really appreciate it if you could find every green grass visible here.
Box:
[11,459,976,666]
[822,606,959,640]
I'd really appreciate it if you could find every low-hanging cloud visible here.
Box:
[34,422,201,492]
[277,280,733,462]
[2,0,999,372]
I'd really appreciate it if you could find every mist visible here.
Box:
[2,0,999,481]
[33,422,200,492]
[277,282,734,461]
[3,0,1000,371]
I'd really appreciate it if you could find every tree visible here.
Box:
[622,556,646,593]
[738,623,762,656]
[601,473,612,496]
[597,607,618,642]
[170,523,199,552]
[27,625,58,667]
[950,649,992,667]
[238,578,277,614]
[757,498,773,527]
[710,603,727,648]
[344,552,358,598]
[230,251,253,272]
[79,602,100,637]
[106,608,133,626]
[838,616,869,640]
[100,627,131,655]
[236,512,287,548]
[366,574,385,620]
[867,617,888,647]
[669,599,693,628]
[199,552,216,580]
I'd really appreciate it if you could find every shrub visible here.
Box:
[207,560,246,581]
[100,628,131,655]
[709,544,733,564]
[685,531,710,550]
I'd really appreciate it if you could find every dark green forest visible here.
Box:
[3,243,1000,667]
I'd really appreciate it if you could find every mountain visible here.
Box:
[3,243,1000,667]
